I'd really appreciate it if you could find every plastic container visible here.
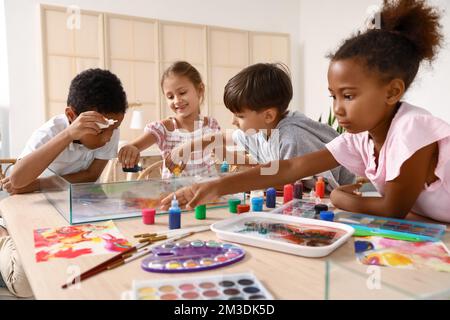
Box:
[294,181,303,200]
[195,205,206,220]
[169,197,181,229]
[265,188,277,208]
[284,184,293,204]
[228,199,242,214]
[142,208,155,225]
[251,197,264,212]
[211,213,354,258]
[320,211,335,222]
[237,204,250,214]
[315,177,325,198]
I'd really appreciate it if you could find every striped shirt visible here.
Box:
[145,116,221,178]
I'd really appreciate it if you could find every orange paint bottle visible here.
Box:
[315,177,325,199]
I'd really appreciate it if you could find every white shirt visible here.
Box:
[19,114,120,176]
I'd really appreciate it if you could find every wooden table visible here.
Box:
[1,193,449,300]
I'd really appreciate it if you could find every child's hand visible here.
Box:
[160,181,220,210]
[164,145,191,174]
[334,182,364,196]
[0,177,40,195]
[66,111,108,140]
[118,145,140,168]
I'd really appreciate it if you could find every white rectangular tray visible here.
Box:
[211,213,354,258]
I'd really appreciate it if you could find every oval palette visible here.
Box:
[141,240,245,273]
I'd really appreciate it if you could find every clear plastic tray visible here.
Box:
[211,213,354,258]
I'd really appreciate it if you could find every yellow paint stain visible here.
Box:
[382,252,413,266]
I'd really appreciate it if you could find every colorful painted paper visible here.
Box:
[34,220,131,262]
[354,236,450,272]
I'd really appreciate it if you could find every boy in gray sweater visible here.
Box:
[227,63,354,189]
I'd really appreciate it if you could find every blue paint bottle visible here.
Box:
[220,161,230,173]
[169,196,181,229]
[266,188,277,209]
[320,211,335,222]
[251,197,264,212]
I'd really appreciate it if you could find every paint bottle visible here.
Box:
[122,164,143,173]
[142,208,155,225]
[283,184,294,204]
[220,161,230,173]
[249,190,264,207]
[314,204,329,218]
[228,199,242,214]
[320,211,335,222]
[266,188,277,209]
[169,196,181,230]
[293,181,303,200]
[251,197,264,212]
[195,205,206,220]
[315,177,325,199]
[237,204,250,214]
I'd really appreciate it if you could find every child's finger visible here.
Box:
[186,189,203,210]
[160,192,175,208]
[131,152,139,167]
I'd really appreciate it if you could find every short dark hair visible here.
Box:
[223,63,293,114]
[67,69,128,114]
[329,0,443,90]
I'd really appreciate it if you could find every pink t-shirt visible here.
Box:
[326,102,450,222]
[145,116,221,178]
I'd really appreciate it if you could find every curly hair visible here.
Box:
[67,69,128,114]
[329,0,444,90]
[223,63,293,114]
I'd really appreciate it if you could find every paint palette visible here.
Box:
[141,240,245,273]
[271,199,334,218]
[211,213,354,258]
[334,212,447,242]
[130,273,274,300]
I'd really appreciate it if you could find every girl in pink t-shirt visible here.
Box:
[119,61,221,178]
[161,0,450,223]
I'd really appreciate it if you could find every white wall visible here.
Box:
[299,0,450,123]
[4,0,302,157]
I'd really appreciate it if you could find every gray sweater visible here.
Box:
[232,111,355,189]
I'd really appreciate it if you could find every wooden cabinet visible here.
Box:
[105,15,159,141]
[208,27,249,130]
[42,6,104,119]
[41,5,291,141]
[159,22,208,118]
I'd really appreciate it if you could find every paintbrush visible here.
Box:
[61,240,154,289]
[61,226,210,289]
[133,225,211,239]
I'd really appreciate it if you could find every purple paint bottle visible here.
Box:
[294,181,303,200]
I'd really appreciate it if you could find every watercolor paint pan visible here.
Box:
[334,212,446,242]
[131,272,274,300]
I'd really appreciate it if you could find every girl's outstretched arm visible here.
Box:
[331,143,438,218]
[118,132,157,168]
[161,149,339,209]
